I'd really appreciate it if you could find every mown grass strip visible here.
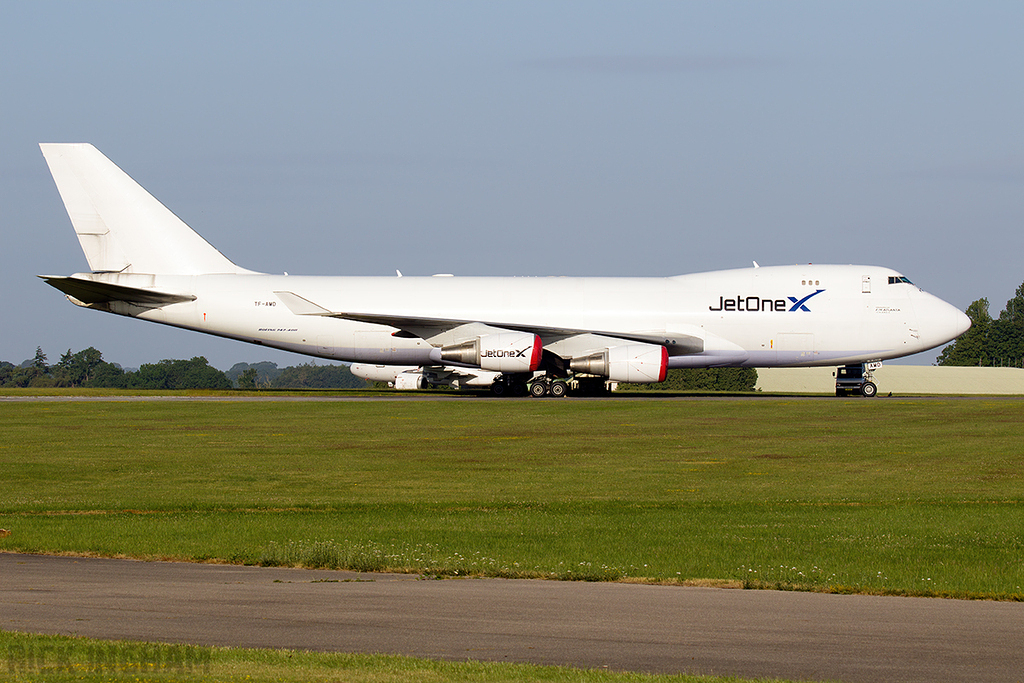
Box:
[3,504,1021,598]
[0,630,791,683]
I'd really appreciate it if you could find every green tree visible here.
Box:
[31,347,48,372]
[0,361,14,387]
[53,347,106,387]
[991,283,1024,365]
[226,361,281,387]
[272,363,367,389]
[618,367,758,392]
[87,361,126,388]
[1000,281,1024,324]
[6,348,54,387]
[127,357,232,390]
[237,367,259,390]
[937,284,1024,367]
[936,298,991,366]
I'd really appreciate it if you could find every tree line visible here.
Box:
[937,281,1024,367]
[226,361,367,390]
[619,367,758,392]
[0,348,367,390]
[3,346,757,392]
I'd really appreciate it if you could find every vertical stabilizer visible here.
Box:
[40,143,252,275]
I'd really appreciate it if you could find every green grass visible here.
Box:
[0,631,786,683]
[1,397,1022,598]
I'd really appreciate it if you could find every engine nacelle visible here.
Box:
[440,332,542,373]
[350,364,427,389]
[393,373,426,390]
[569,343,668,383]
[349,363,408,383]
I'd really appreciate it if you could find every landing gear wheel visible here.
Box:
[549,381,568,398]
[510,381,528,397]
[861,382,877,398]
[490,381,507,397]
[530,381,548,397]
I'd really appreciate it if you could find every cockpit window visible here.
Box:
[888,276,913,285]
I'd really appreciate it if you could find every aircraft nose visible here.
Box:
[913,292,971,351]
[925,294,970,348]
[952,306,971,338]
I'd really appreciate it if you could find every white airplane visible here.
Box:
[39,143,970,397]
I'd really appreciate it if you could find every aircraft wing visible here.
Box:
[41,275,196,306]
[274,290,704,354]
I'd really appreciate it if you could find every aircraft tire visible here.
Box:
[511,382,528,397]
[861,382,877,398]
[530,381,548,398]
[549,381,568,398]
[490,381,507,397]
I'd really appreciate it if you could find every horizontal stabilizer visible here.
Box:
[40,276,196,306]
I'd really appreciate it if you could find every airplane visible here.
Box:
[39,143,971,397]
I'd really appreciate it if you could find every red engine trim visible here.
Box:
[529,335,543,372]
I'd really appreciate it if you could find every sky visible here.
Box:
[2,1,1022,370]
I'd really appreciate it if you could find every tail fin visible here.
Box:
[40,143,252,275]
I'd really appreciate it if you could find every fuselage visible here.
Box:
[80,263,970,369]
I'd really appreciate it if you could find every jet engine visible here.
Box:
[393,373,427,390]
[569,343,668,383]
[439,332,542,373]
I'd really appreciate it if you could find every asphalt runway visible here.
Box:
[2,554,1021,682]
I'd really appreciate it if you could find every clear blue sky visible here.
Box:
[2,1,1022,370]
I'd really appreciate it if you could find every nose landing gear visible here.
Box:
[834,363,879,397]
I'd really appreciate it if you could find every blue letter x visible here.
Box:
[788,289,825,312]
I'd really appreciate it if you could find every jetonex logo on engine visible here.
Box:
[481,347,531,358]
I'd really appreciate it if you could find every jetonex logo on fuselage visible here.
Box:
[709,289,825,312]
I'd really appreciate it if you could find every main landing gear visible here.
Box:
[490,374,609,398]
[490,375,567,397]
[528,376,569,398]
[489,376,528,397]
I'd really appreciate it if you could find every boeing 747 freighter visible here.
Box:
[40,144,970,396]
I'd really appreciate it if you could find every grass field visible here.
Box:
[1,394,1022,599]
[0,630,778,683]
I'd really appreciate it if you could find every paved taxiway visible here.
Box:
[2,554,1021,682]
